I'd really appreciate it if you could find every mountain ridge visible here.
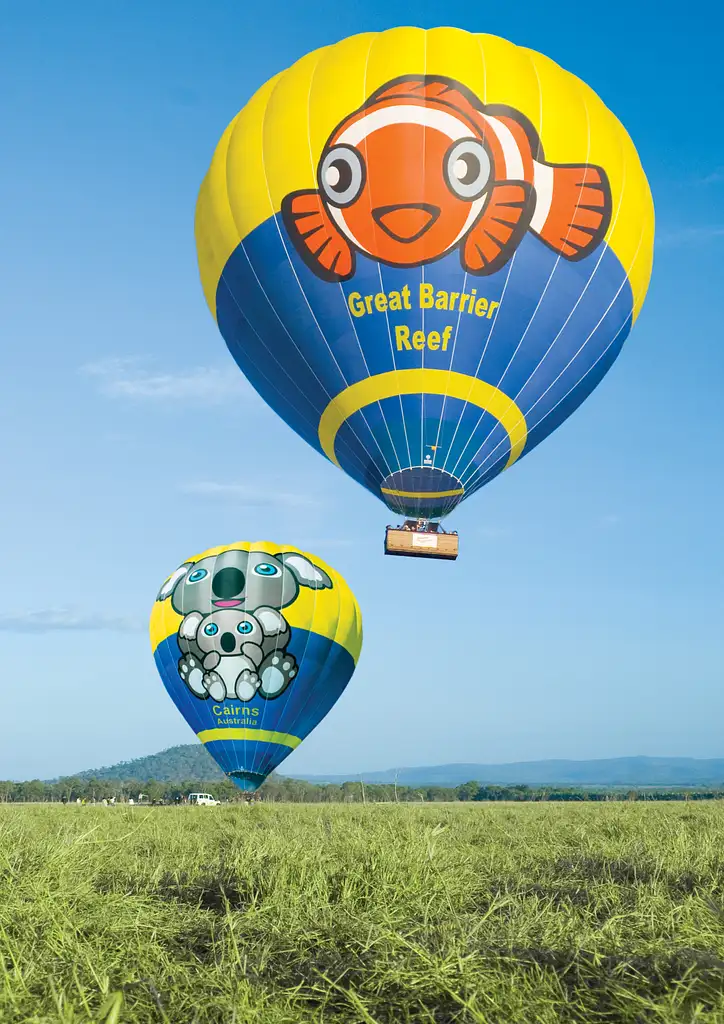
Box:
[289,756,724,787]
[49,744,724,787]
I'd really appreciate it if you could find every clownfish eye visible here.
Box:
[445,139,492,200]
[253,562,280,577]
[237,621,254,635]
[319,145,365,207]
[204,622,219,636]
[188,568,208,584]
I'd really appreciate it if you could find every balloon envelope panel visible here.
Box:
[196,29,654,521]
[150,542,362,791]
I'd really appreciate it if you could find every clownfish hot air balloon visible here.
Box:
[195,28,654,560]
[151,542,362,791]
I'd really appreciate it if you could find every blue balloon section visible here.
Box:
[154,628,356,791]
[215,215,633,519]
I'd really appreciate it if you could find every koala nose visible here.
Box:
[212,566,245,599]
[220,631,237,654]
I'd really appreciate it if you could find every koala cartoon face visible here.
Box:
[157,547,332,615]
[194,610,263,657]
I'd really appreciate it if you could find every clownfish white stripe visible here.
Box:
[481,115,526,181]
[337,104,473,148]
[530,161,554,234]
[328,205,371,255]
[450,194,488,247]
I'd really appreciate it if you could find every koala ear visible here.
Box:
[278,553,332,590]
[179,611,204,639]
[156,562,193,602]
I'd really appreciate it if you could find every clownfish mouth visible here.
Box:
[372,203,441,243]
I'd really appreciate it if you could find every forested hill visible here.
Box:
[70,745,224,782]
[54,746,724,787]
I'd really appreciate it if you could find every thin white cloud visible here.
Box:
[701,169,724,185]
[181,481,320,508]
[81,357,254,404]
[0,609,144,633]
[657,225,724,246]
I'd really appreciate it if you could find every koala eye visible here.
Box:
[237,621,254,635]
[254,563,280,577]
[203,622,219,636]
[188,568,208,584]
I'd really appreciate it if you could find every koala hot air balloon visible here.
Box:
[151,542,362,792]
[195,28,654,559]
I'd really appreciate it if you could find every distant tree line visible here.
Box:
[2,776,724,804]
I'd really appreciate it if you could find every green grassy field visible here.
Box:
[4,803,724,1023]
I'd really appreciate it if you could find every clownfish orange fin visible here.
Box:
[281,191,355,282]
[369,76,485,125]
[462,181,535,275]
[531,163,612,260]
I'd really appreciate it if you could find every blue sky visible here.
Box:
[1,0,723,781]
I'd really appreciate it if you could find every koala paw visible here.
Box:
[235,668,260,702]
[179,655,207,698]
[259,652,297,699]
[203,670,227,702]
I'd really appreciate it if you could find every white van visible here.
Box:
[188,792,220,806]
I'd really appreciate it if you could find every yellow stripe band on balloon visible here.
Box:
[197,728,301,749]
[380,487,465,499]
[318,370,527,470]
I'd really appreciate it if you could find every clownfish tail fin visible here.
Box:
[531,162,612,260]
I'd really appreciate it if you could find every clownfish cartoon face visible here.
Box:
[282,76,612,282]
